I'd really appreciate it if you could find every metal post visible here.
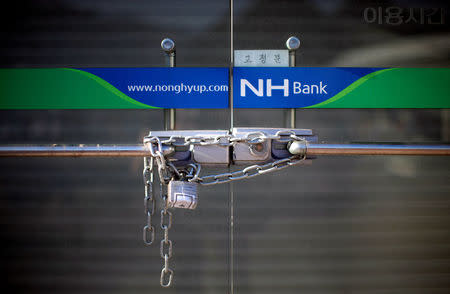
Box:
[161,38,176,130]
[164,109,176,131]
[229,0,234,130]
[285,36,301,129]
[229,2,235,293]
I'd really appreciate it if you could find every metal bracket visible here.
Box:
[147,128,317,167]
[231,127,316,165]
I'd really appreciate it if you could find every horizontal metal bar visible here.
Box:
[0,145,148,157]
[307,144,450,156]
[0,143,449,157]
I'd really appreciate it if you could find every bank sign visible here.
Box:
[233,67,450,108]
[234,67,377,108]
[0,67,449,109]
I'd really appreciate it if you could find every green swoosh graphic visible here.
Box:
[0,68,157,109]
[306,68,395,108]
[306,68,450,108]
[64,69,157,109]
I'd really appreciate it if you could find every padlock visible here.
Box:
[167,180,198,209]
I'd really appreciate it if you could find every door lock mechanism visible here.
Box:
[142,127,316,287]
[145,127,317,167]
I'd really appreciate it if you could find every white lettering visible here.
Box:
[320,81,328,94]
[292,81,328,95]
[293,82,301,94]
[267,79,289,97]
[241,79,264,97]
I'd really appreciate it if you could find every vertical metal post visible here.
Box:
[164,109,176,131]
[442,109,450,142]
[229,1,235,294]
[285,36,301,129]
[161,38,177,130]
[229,0,234,130]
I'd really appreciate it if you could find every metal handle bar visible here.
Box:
[0,144,449,157]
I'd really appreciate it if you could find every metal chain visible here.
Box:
[193,152,306,186]
[142,155,175,287]
[151,130,302,147]
[144,130,308,187]
[143,157,155,245]
[143,138,175,287]
[159,182,174,287]
[144,136,179,184]
[142,130,307,287]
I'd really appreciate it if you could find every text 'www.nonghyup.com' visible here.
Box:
[127,83,229,94]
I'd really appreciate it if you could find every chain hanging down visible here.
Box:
[142,130,308,287]
[143,157,155,245]
[159,182,174,287]
[142,156,175,287]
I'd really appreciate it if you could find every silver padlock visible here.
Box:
[167,181,198,209]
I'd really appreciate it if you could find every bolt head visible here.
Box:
[249,142,266,157]
[286,36,301,50]
[161,38,175,53]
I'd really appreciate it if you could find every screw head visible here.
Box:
[161,38,176,53]
[286,36,301,51]
[249,143,266,157]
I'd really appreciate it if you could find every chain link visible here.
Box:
[156,134,233,147]
[159,182,174,287]
[144,137,173,184]
[142,154,175,287]
[143,157,155,245]
[194,151,306,185]
[149,130,300,147]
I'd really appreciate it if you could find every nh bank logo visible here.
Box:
[240,79,328,97]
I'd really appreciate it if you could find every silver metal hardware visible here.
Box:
[146,130,230,166]
[115,126,450,288]
[233,130,271,163]
[286,36,301,128]
[288,140,308,155]
[3,143,448,157]
[142,127,315,288]
[145,128,316,166]
[286,36,301,51]
[143,128,315,188]
[231,127,316,165]
[161,145,175,156]
[143,157,155,245]
[161,38,176,130]
[167,180,198,209]
[159,182,173,287]
[161,38,176,53]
